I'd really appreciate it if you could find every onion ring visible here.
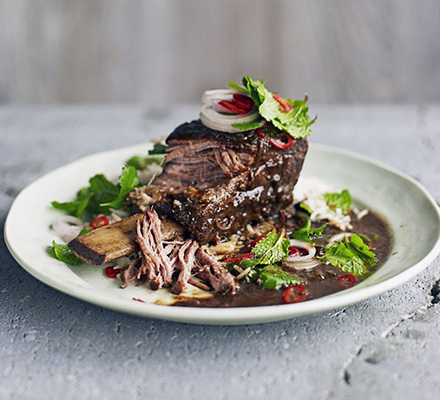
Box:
[51,215,86,243]
[284,259,321,271]
[328,232,353,243]
[287,239,316,261]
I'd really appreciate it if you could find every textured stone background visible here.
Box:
[1,105,439,399]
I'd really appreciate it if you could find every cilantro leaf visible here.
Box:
[51,241,82,265]
[319,233,377,276]
[51,197,90,219]
[238,76,315,138]
[292,220,328,243]
[101,166,140,209]
[252,265,302,290]
[52,167,140,220]
[324,190,352,214]
[250,231,290,265]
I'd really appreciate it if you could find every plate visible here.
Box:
[5,143,440,325]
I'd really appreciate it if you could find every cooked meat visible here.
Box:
[124,209,236,294]
[135,210,174,290]
[193,248,237,295]
[68,213,185,266]
[131,120,308,244]
[120,257,142,289]
[170,239,199,294]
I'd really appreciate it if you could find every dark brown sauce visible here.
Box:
[174,210,391,308]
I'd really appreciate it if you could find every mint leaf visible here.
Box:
[292,220,328,243]
[319,233,376,276]
[324,190,352,214]
[253,265,302,290]
[101,166,140,209]
[251,231,290,265]
[347,234,377,267]
[51,241,82,265]
[240,76,315,139]
[232,120,264,131]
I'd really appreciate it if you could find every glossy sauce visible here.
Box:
[174,210,391,308]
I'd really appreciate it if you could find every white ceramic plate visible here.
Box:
[5,143,440,325]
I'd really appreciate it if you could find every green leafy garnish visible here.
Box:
[148,142,167,155]
[298,202,312,214]
[252,265,302,290]
[324,189,352,214]
[251,230,290,264]
[52,166,139,220]
[232,120,264,131]
[126,154,165,170]
[51,198,90,219]
[101,166,140,210]
[319,233,377,276]
[240,230,290,269]
[51,241,82,265]
[228,80,247,93]
[292,220,328,243]
[229,76,316,138]
[52,174,118,219]
[78,227,93,236]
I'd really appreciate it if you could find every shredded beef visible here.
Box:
[193,248,237,295]
[135,210,174,290]
[126,210,236,294]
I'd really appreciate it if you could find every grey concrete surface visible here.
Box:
[0,105,439,400]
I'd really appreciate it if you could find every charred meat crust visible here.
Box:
[135,120,308,244]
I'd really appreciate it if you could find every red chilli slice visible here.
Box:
[132,297,145,303]
[223,253,254,263]
[338,274,357,287]
[90,215,110,230]
[105,266,119,279]
[232,94,254,111]
[218,100,249,115]
[256,127,296,150]
[273,93,293,112]
[281,285,307,304]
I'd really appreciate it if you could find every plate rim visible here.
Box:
[4,143,440,325]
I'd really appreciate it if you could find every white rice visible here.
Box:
[293,177,356,231]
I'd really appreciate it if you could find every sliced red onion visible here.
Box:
[287,239,316,261]
[284,259,321,270]
[51,215,86,243]
[328,232,353,243]
[200,89,264,133]
[200,105,263,133]
[201,89,242,104]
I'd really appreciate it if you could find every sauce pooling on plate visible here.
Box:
[174,210,391,308]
